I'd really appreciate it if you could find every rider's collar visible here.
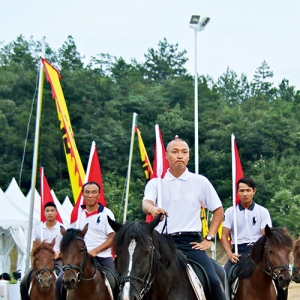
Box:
[238,202,255,211]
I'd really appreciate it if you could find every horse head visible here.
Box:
[264,225,293,289]
[108,214,163,300]
[31,238,56,289]
[60,224,92,290]
[292,236,300,283]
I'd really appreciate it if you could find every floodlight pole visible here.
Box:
[189,15,210,175]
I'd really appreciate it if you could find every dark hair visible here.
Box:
[82,182,101,193]
[0,272,11,281]
[44,202,57,210]
[237,177,256,190]
[166,138,189,151]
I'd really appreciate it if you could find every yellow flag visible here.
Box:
[201,205,209,238]
[42,58,85,203]
[217,222,223,240]
[135,126,153,181]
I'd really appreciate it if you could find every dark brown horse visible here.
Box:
[292,237,300,283]
[60,225,113,300]
[29,239,56,300]
[108,214,209,300]
[234,225,293,300]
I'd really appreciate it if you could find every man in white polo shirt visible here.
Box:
[143,138,226,300]
[72,181,115,271]
[221,177,272,275]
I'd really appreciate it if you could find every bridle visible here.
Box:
[34,249,56,285]
[62,237,97,282]
[253,241,290,280]
[35,267,55,284]
[118,239,161,299]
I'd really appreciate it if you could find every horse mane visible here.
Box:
[294,237,300,256]
[60,228,82,252]
[113,221,186,272]
[239,227,293,279]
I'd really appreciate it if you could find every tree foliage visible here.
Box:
[0,35,299,236]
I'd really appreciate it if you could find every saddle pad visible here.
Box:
[187,263,206,300]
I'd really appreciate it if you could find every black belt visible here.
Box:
[170,231,201,237]
[238,243,254,247]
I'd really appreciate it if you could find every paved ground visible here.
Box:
[288,283,300,299]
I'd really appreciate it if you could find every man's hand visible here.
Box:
[191,240,213,251]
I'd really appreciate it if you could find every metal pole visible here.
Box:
[194,29,199,175]
[123,112,137,223]
[25,42,45,272]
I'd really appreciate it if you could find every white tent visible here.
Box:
[51,190,70,227]
[5,177,39,225]
[0,188,29,275]
[62,196,73,215]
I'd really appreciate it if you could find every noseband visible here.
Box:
[35,267,55,284]
[62,237,97,282]
[119,241,161,299]
[254,242,290,280]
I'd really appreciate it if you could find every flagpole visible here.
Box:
[25,41,45,272]
[40,167,44,241]
[155,125,163,208]
[231,134,238,254]
[123,112,137,223]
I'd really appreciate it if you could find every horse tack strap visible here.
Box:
[104,276,114,300]
[186,264,206,300]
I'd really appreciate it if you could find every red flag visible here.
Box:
[40,167,63,223]
[70,141,106,225]
[232,134,244,205]
[146,125,169,222]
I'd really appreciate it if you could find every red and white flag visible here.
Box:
[231,134,244,253]
[231,134,244,206]
[71,141,106,226]
[40,167,63,223]
[146,125,169,222]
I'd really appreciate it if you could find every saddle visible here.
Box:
[179,251,231,300]
[94,260,119,300]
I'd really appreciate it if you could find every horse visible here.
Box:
[292,237,300,283]
[59,224,114,300]
[234,225,293,300]
[108,213,229,300]
[21,238,56,300]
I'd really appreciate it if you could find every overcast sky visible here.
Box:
[1,0,299,89]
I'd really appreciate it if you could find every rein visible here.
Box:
[62,237,97,282]
[119,239,161,299]
[252,242,290,280]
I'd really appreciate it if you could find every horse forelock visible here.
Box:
[31,241,55,258]
[60,228,83,252]
[267,227,293,250]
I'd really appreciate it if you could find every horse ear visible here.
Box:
[60,225,66,236]
[265,224,272,237]
[50,238,56,248]
[146,213,162,233]
[80,224,89,238]
[33,239,41,248]
[282,226,288,233]
[107,216,122,232]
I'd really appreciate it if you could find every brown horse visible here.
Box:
[234,225,293,300]
[29,239,56,300]
[60,225,113,300]
[292,237,300,283]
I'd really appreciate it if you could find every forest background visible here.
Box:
[0,35,299,236]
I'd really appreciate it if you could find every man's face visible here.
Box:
[83,184,100,208]
[166,140,190,169]
[237,183,256,204]
[44,206,57,221]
